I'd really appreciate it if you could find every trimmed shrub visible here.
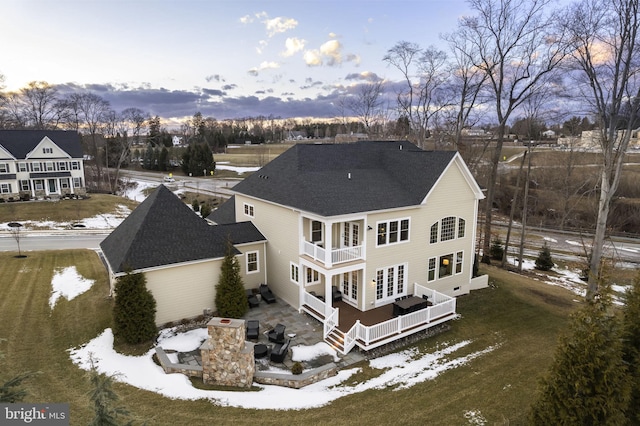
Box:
[113,273,157,345]
[291,362,303,375]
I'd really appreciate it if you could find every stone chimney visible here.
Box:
[200,317,255,388]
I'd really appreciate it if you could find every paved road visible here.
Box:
[118,169,239,198]
[0,232,108,252]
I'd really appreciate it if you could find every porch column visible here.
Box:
[324,221,333,267]
[324,271,335,319]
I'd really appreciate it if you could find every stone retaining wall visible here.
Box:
[155,347,202,378]
[253,363,338,389]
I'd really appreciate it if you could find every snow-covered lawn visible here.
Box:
[51,267,493,409]
[68,328,496,410]
[49,266,95,309]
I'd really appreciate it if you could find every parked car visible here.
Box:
[163,176,175,183]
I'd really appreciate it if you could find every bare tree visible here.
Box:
[561,0,640,299]
[20,81,64,129]
[456,0,567,263]
[345,80,384,135]
[66,93,111,190]
[383,42,451,147]
[442,28,489,152]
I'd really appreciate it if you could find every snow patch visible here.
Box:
[49,266,95,309]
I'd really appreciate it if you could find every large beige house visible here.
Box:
[216,141,487,353]
[0,130,87,201]
[102,141,487,353]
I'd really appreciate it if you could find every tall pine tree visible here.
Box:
[113,273,157,345]
[622,273,640,424]
[530,293,630,425]
[215,241,248,318]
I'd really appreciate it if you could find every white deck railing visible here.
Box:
[301,286,457,355]
[302,241,363,265]
[336,286,456,354]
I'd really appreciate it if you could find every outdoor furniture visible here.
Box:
[268,323,286,344]
[246,320,259,341]
[270,339,290,363]
[254,343,268,359]
[259,284,276,304]
[392,296,428,316]
[331,286,343,302]
[247,289,259,308]
[310,291,325,302]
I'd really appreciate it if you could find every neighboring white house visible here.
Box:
[0,130,86,201]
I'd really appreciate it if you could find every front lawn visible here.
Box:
[0,252,578,425]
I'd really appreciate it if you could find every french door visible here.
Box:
[342,271,359,304]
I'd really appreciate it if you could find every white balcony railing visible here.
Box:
[302,241,363,265]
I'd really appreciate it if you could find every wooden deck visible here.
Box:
[333,301,394,332]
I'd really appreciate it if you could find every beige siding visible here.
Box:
[363,158,479,308]
[141,242,266,325]
[236,195,301,307]
[145,260,222,326]
[236,241,268,290]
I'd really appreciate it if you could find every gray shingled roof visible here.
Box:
[100,185,265,274]
[207,195,236,225]
[0,130,83,159]
[232,141,457,216]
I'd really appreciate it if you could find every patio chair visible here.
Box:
[267,323,286,344]
[331,286,343,302]
[259,284,276,304]
[270,339,290,363]
[246,289,259,308]
[246,320,259,341]
[310,291,325,302]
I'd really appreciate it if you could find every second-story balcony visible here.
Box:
[302,241,364,266]
[300,217,366,267]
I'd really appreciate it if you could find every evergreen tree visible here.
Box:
[200,203,212,219]
[0,339,36,403]
[490,237,504,260]
[622,273,640,424]
[215,241,248,318]
[112,273,157,345]
[88,359,131,426]
[158,146,168,171]
[0,372,36,403]
[191,198,200,212]
[535,242,554,271]
[530,294,630,425]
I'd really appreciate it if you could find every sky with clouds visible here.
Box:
[0,0,472,121]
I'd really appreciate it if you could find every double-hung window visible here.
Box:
[246,251,259,273]
[243,203,254,218]
[0,163,9,173]
[377,218,410,246]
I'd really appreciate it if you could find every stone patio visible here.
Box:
[171,294,365,371]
